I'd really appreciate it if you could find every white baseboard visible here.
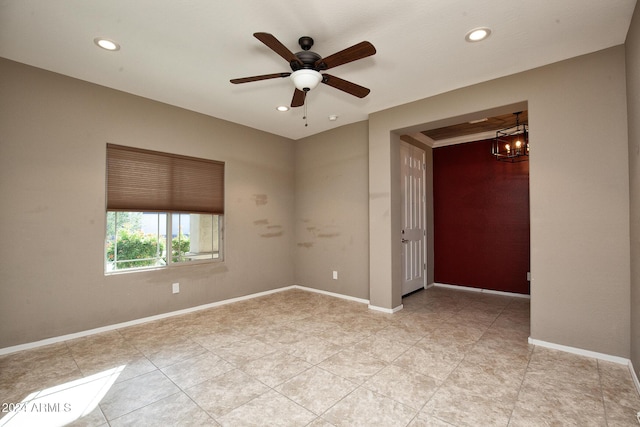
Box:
[296,284,402,314]
[528,337,630,365]
[368,304,404,314]
[529,338,640,396]
[292,285,369,305]
[0,285,376,356]
[434,282,530,299]
[0,285,299,356]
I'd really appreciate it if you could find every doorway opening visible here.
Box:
[399,104,531,298]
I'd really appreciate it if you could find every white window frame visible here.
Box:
[105,211,224,274]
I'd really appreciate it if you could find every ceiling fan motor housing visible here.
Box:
[290,36,326,72]
[291,50,321,71]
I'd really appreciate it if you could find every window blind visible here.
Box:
[106,143,224,214]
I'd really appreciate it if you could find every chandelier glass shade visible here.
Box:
[492,112,529,162]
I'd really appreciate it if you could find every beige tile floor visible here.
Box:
[1,286,640,426]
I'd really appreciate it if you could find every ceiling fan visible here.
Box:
[230,32,376,108]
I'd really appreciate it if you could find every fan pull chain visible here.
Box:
[303,95,309,127]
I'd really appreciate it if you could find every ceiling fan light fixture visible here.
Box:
[465,27,492,42]
[291,69,322,92]
[276,105,289,112]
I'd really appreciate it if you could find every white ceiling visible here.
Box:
[0,0,636,140]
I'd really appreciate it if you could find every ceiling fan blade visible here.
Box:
[291,89,306,107]
[230,72,291,84]
[315,41,376,70]
[254,32,303,66]
[321,74,371,98]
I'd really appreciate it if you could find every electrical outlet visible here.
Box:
[332,271,338,280]
[172,282,180,294]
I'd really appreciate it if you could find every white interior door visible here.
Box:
[400,141,427,296]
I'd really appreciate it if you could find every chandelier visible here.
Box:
[492,112,529,162]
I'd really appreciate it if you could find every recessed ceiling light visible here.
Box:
[328,115,338,121]
[276,106,289,112]
[465,27,492,43]
[94,37,120,51]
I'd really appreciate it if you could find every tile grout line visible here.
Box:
[505,339,535,426]
[596,359,611,427]
[407,297,489,424]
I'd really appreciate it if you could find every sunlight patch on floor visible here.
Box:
[0,365,124,427]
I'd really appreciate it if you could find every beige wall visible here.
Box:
[0,58,296,348]
[294,122,370,300]
[369,46,631,357]
[627,4,640,374]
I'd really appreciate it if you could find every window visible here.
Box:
[105,144,224,272]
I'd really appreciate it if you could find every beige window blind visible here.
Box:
[106,144,224,214]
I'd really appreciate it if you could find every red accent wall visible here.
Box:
[433,139,530,294]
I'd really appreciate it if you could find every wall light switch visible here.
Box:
[172,283,180,294]
[332,271,338,280]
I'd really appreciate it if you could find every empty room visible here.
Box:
[2,1,640,425]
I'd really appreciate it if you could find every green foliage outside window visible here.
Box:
[105,212,205,271]
[106,211,141,239]
[106,229,165,269]
[172,233,190,262]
